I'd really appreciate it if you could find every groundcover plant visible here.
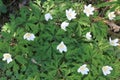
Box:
[0,0,120,80]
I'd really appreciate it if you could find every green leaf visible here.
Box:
[6,70,12,76]
[0,77,7,80]
[21,64,26,72]
[13,63,19,73]
[0,0,7,13]
[96,1,118,8]
[91,22,108,40]
[78,17,90,27]
[15,55,27,64]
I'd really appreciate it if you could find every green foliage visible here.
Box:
[0,0,7,15]
[0,0,120,80]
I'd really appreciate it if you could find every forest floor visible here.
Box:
[0,0,120,38]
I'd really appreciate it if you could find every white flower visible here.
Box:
[23,33,35,41]
[2,53,13,64]
[44,13,53,21]
[66,8,77,20]
[77,64,89,75]
[86,32,92,40]
[109,37,119,46]
[83,4,95,17]
[61,21,69,31]
[102,66,113,76]
[57,41,67,53]
[108,12,116,20]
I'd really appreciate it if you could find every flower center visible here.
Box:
[5,54,11,59]
[111,41,115,45]
[59,44,64,49]
[68,13,72,17]
[26,33,31,38]
[86,8,91,13]
[103,67,108,72]
[80,66,85,71]
[109,13,114,18]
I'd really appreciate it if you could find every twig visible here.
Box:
[93,17,120,32]
[31,58,41,66]
[104,20,120,32]
[7,0,16,7]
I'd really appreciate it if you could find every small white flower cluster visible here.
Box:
[85,32,119,47]
[44,8,77,31]
[44,8,77,53]
[44,4,116,32]
[77,64,113,76]
[3,35,118,64]
[60,8,77,31]
[44,8,74,53]
[83,4,116,20]
[2,33,36,64]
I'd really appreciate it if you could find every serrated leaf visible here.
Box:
[15,55,27,64]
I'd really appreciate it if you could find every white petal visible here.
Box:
[77,68,81,73]
[103,72,107,76]
[88,4,92,7]
[61,21,69,31]
[106,70,111,74]
[86,13,90,17]
[84,5,87,9]
[86,68,89,71]
[45,13,53,21]
[90,12,94,15]
[109,67,113,70]
[113,38,119,43]
[91,7,95,11]
[82,70,88,75]
[109,37,112,42]
[86,32,92,40]
[59,49,63,53]
[2,57,6,61]
[57,45,59,50]
[7,58,12,64]
[114,43,119,46]
[63,47,67,52]
[83,64,87,67]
